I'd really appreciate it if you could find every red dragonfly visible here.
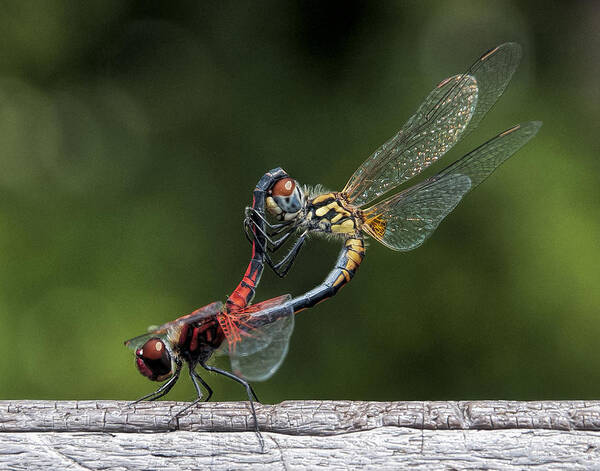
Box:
[246,43,541,311]
[125,169,293,434]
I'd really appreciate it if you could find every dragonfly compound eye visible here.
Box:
[268,178,304,216]
[135,338,173,381]
[272,178,296,197]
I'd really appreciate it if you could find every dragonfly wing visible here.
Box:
[343,74,477,207]
[229,312,295,381]
[218,294,292,357]
[363,174,471,251]
[236,294,291,316]
[124,332,155,350]
[158,301,223,330]
[218,294,294,381]
[123,301,224,347]
[362,121,542,251]
[124,332,169,350]
[343,43,522,207]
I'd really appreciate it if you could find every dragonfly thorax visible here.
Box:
[304,192,359,235]
[175,316,226,365]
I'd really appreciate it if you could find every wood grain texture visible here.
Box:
[2,400,600,469]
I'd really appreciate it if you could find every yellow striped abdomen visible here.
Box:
[332,237,365,289]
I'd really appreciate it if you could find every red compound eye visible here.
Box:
[140,338,165,360]
[272,178,295,197]
[134,337,172,381]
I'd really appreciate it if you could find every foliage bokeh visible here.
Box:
[1,1,599,403]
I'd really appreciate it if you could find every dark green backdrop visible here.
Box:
[1,1,598,403]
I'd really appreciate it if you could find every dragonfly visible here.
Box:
[124,168,295,439]
[246,43,541,312]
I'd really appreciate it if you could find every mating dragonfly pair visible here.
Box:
[125,42,541,429]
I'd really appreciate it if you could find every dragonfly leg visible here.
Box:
[172,366,214,420]
[267,222,295,237]
[245,206,292,232]
[245,215,294,249]
[187,364,214,402]
[200,362,264,449]
[245,207,294,238]
[270,233,306,278]
[251,232,304,278]
[245,217,275,245]
[200,363,260,402]
[245,221,285,271]
[244,209,306,278]
[243,217,257,246]
[244,219,271,259]
[267,231,294,253]
[129,362,182,405]
[193,370,214,402]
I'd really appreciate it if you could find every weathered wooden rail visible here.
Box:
[2,400,600,469]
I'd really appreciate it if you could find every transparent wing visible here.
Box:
[343,42,523,207]
[124,332,159,351]
[362,174,471,251]
[218,294,292,356]
[218,294,294,381]
[229,313,294,381]
[123,301,223,348]
[343,74,477,206]
[362,121,542,251]
[154,301,223,332]
[235,294,291,318]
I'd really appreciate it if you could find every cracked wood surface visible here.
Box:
[2,400,600,469]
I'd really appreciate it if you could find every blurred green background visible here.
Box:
[1,1,598,404]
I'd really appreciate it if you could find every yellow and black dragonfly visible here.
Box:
[246,43,541,312]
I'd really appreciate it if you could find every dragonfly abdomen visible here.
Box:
[226,258,263,312]
[291,236,365,312]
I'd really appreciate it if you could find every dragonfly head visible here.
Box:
[266,177,305,221]
[134,337,176,381]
